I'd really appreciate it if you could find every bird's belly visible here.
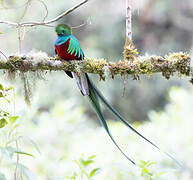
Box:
[55,44,79,61]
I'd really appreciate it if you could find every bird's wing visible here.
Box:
[67,36,84,60]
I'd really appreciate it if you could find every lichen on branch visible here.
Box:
[0,51,191,80]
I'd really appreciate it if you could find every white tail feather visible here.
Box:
[72,72,89,96]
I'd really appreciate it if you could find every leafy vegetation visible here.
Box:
[0,82,192,179]
[0,0,193,179]
[0,83,38,179]
[65,155,100,180]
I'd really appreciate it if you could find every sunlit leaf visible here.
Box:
[3,112,9,116]
[0,84,4,90]
[80,159,94,167]
[141,167,149,174]
[0,92,4,98]
[6,86,14,91]
[8,116,18,124]
[139,160,146,167]
[155,172,164,178]
[89,168,100,178]
[64,172,78,180]
[15,151,34,157]
[0,118,8,128]
[88,155,96,160]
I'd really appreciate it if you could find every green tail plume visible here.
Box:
[87,78,135,165]
[86,74,182,168]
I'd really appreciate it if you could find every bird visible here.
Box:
[54,24,181,166]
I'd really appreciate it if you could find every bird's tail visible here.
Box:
[72,72,90,96]
[86,74,182,167]
[86,75,135,164]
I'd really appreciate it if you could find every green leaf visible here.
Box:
[65,172,78,180]
[6,86,14,91]
[0,118,8,128]
[89,168,100,178]
[139,160,147,167]
[0,84,4,90]
[142,167,149,174]
[1,146,34,159]
[0,92,4,98]
[3,112,9,116]
[15,151,34,157]
[0,173,6,180]
[155,172,164,178]
[8,116,18,124]
[88,155,96,160]
[80,159,94,167]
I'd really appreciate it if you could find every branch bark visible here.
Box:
[125,0,132,41]
[0,52,191,80]
[0,0,88,27]
[0,0,88,54]
[124,0,137,62]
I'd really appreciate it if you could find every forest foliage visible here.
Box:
[0,0,193,179]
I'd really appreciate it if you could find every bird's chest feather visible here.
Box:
[55,39,80,61]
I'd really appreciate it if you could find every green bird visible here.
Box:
[55,24,182,166]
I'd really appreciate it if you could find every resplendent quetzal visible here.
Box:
[55,24,181,166]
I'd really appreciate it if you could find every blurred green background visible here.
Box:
[0,0,193,179]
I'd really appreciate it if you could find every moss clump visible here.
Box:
[123,40,139,62]
[0,52,191,80]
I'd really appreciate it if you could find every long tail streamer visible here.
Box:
[86,74,182,167]
[87,78,135,164]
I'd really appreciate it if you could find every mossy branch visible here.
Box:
[0,52,191,80]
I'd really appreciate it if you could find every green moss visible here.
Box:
[0,52,191,80]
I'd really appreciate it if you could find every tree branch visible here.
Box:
[0,52,191,80]
[125,0,132,41]
[0,0,89,27]
[124,0,137,62]
[0,20,18,26]
[21,0,88,27]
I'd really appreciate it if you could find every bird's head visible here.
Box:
[56,24,72,36]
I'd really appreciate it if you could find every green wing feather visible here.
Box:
[86,74,183,168]
[67,36,84,59]
[87,78,135,165]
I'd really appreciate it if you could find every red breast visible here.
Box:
[55,39,81,61]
